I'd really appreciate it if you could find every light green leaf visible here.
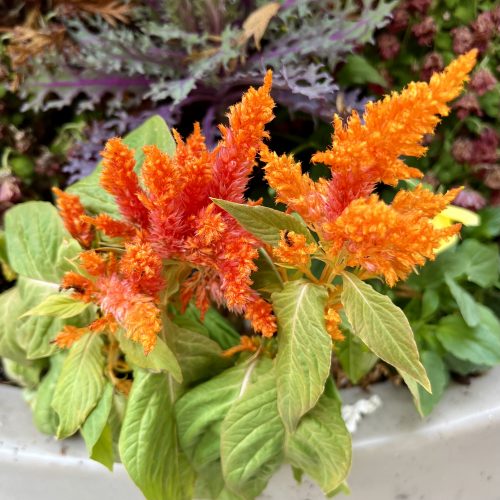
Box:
[52,334,106,438]
[117,329,182,383]
[417,351,449,417]
[81,383,114,453]
[445,276,479,327]
[119,370,195,500]
[436,309,500,367]
[22,293,89,319]
[33,353,65,435]
[341,272,430,392]
[252,248,284,295]
[221,367,284,498]
[399,370,423,416]
[90,423,114,471]
[4,201,81,283]
[272,281,332,432]
[166,318,230,384]
[212,199,314,246]
[336,329,378,384]
[2,357,46,389]
[286,380,352,493]
[458,239,499,288]
[176,358,270,464]
[68,116,176,216]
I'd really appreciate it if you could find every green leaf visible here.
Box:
[4,201,81,283]
[119,370,195,500]
[221,367,284,498]
[252,248,284,295]
[33,353,65,435]
[212,199,314,246]
[457,239,499,288]
[2,357,46,389]
[436,309,500,367]
[166,318,230,385]
[117,330,182,383]
[421,288,440,320]
[176,359,270,464]
[337,54,386,86]
[417,351,449,417]
[90,423,114,471]
[22,293,89,319]
[445,276,480,327]
[341,272,430,392]
[336,329,378,384]
[0,287,30,363]
[52,333,106,438]
[286,380,351,493]
[81,383,114,453]
[68,116,176,216]
[272,281,332,432]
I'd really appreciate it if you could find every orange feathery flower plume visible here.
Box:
[100,138,149,226]
[53,188,93,247]
[60,272,95,302]
[82,214,136,239]
[325,194,461,286]
[54,325,88,349]
[210,70,274,203]
[273,230,317,266]
[263,50,477,227]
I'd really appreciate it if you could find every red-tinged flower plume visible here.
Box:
[53,187,93,247]
[93,71,277,338]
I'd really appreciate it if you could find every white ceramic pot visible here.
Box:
[1,367,499,500]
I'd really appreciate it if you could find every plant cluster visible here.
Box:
[1,51,496,499]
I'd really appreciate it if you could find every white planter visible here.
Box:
[1,367,499,500]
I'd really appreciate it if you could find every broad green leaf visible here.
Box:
[417,351,449,417]
[443,352,489,376]
[458,239,499,288]
[2,357,46,389]
[90,423,114,471]
[176,358,270,463]
[436,309,500,367]
[81,383,114,453]
[119,370,194,500]
[117,330,182,383]
[421,288,439,319]
[4,201,81,283]
[221,367,284,498]
[399,370,423,416]
[68,116,176,216]
[52,334,106,438]
[0,287,30,364]
[336,329,378,384]
[252,248,284,295]
[212,199,314,246]
[445,276,479,327]
[166,319,230,384]
[33,353,65,435]
[272,281,332,432]
[341,272,430,392]
[285,380,351,493]
[22,293,89,319]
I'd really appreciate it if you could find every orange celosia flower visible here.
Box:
[82,214,136,239]
[273,230,317,266]
[54,325,88,349]
[263,51,477,227]
[60,271,95,302]
[210,70,274,203]
[222,335,259,357]
[100,138,149,226]
[52,187,93,247]
[79,250,108,277]
[324,306,344,342]
[325,194,461,286]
